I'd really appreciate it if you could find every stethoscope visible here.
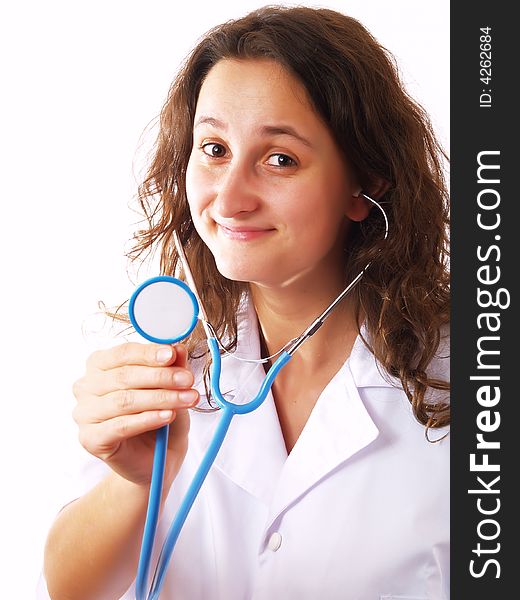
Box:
[128,193,388,599]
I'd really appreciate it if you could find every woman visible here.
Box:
[42,6,450,599]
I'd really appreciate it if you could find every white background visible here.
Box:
[0,1,448,597]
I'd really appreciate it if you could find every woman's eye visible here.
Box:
[266,153,297,168]
[201,143,226,158]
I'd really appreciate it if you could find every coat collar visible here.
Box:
[190,296,396,518]
[348,328,401,389]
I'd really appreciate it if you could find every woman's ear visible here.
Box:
[345,179,391,222]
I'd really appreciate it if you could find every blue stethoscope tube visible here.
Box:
[135,336,291,600]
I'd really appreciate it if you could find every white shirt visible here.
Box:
[39,300,450,600]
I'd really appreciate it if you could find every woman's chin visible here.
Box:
[215,264,256,283]
[214,259,273,286]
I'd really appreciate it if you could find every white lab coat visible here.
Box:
[38,299,450,600]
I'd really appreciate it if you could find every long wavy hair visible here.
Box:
[128,6,450,430]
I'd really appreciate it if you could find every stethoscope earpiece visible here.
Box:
[360,192,389,240]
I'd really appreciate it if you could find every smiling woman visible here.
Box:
[41,5,450,600]
[187,58,365,289]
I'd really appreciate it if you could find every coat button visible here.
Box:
[267,532,283,552]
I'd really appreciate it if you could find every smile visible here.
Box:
[216,223,276,241]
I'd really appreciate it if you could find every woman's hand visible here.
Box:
[72,342,199,489]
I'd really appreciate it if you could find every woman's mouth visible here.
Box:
[216,222,275,241]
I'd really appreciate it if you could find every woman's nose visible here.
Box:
[212,160,261,218]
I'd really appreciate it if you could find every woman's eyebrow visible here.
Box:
[194,115,227,130]
[194,116,313,149]
[259,125,313,148]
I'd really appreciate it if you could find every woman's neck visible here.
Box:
[249,275,362,454]
[250,277,361,371]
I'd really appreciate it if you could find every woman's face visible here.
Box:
[186,58,363,290]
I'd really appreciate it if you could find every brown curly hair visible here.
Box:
[128,6,450,430]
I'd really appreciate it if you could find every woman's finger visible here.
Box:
[73,387,199,424]
[78,410,177,458]
[86,342,179,371]
[79,364,195,396]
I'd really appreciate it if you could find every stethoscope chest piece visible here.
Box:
[129,276,199,344]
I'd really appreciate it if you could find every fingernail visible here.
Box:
[179,389,198,404]
[174,371,193,387]
[156,347,173,363]
[159,410,173,420]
